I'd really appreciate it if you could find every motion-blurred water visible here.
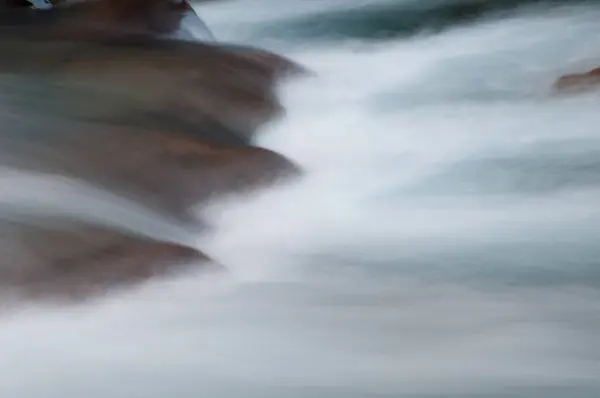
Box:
[1,1,600,397]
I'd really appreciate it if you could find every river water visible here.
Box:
[1,1,599,397]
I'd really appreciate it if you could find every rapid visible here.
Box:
[1,1,599,397]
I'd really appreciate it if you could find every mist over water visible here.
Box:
[1,1,600,397]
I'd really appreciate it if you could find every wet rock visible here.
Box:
[553,67,600,92]
[0,0,307,141]
[1,0,193,34]
[218,43,309,80]
[0,35,304,142]
[0,123,301,223]
[0,11,306,222]
[2,0,226,44]
[0,0,305,305]
[59,0,193,34]
[0,215,218,303]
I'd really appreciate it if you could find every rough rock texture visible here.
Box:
[0,216,218,302]
[554,67,600,92]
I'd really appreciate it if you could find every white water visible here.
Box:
[1,1,600,397]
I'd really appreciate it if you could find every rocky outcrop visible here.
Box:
[2,0,194,36]
[0,124,300,222]
[0,30,304,142]
[0,0,306,221]
[554,67,600,92]
[0,216,219,303]
[0,0,306,304]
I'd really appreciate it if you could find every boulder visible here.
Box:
[0,34,305,142]
[0,215,218,303]
[0,0,305,306]
[2,0,196,35]
[0,123,300,223]
[0,19,305,222]
[554,67,600,92]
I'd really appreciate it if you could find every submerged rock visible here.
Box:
[2,0,200,36]
[0,0,307,143]
[554,67,600,92]
[0,22,305,221]
[0,123,301,222]
[0,36,304,142]
[0,0,306,139]
[0,215,218,303]
[0,0,306,305]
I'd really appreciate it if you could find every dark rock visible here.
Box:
[0,35,305,142]
[0,215,219,303]
[2,0,194,35]
[554,67,600,92]
[0,123,301,222]
[0,0,305,306]
[0,14,305,222]
[0,0,307,141]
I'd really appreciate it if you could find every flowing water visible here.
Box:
[1,0,600,397]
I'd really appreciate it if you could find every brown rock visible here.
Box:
[62,0,192,34]
[0,35,305,142]
[2,0,194,36]
[0,215,218,303]
[0,0,307,142]
[0,0,305,301]
[0,123,300,223]
[554,67,600,92]
[0,11,305,223]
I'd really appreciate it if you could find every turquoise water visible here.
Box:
[0,1,599,397]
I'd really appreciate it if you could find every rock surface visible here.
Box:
[2,0,194,35]
[0,34,304,142]
[0,216,218,303]
[0,0,305,304]
[0,123,300,222]
[554,67,600,92]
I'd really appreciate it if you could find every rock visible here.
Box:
[2,0,228,43]
[0,215,218,303]
[2,0,194,35]
[0,17,305,223]
[554,67,600,92]
[0,0,307,141]
[0,0,305,306]
[60,0,193,34]
[0,123,301,222]
[0,34,305,142]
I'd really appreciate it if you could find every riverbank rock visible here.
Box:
[0,35,305,142]
[554,67,600,92]
[0,124,300,223]
[0,216,218,303]
[2,0,197,35]
[0,0,306,305]
[0,27,305,222]
[0,0,307,142]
